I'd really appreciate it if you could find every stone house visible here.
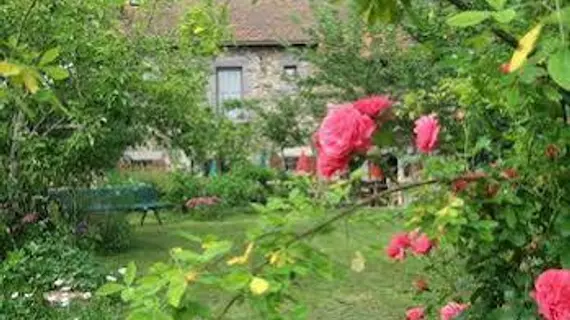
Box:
[122,0,316,169]
[207,0,314,113]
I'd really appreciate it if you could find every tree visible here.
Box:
[0,0,227,220]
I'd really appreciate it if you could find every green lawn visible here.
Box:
[99,210,421,320]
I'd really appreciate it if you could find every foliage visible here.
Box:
[96,175,358,319]
[248,95,315,151]
[0,0,227,228]
[0,233,106,294]
[85,215,134,254]
[0,295,120,320]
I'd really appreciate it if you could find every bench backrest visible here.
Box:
[48,184,159,214]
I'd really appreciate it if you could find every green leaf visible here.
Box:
[96,283,125,296]
[167,274,187,308]
[43,66,69,80]
[39,47,60,67]
[491,9,516,24]
[125,261,137,286]
[221,271,251,292]
[548,49,570,90]
[447,11,491,27]
[486,0,507,10]
[200,240,233,262]
[504,209,517,229]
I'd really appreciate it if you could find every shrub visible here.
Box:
[0,235,106,294]
[205,174,266,206]
[85,215,133,254]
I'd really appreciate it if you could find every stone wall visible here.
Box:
[208,45,311,105]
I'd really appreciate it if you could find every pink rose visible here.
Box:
[353,95,393,118]
[406,307,426,320]
[533,269,570,320]
[414,114,440,154]
[386,232,410,261]
[315,104,377,177]
[440,302,469,320]
[409,232,434,256]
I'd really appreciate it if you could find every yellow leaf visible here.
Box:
[509,23,543,72]
[0,61,21,77]
[350,251,366,273]
[185,271,199,283]
[226,242,254,266]
[249,277,269,295]
[22,70,39,94]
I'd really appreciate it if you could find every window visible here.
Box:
[283,65,298,77]
[216,67,243,111]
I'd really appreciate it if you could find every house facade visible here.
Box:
[122,0,316,169]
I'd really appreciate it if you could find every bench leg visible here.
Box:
[140,211,148,226]
[153,210,163,225]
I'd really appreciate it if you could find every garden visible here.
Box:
[2,0,570,319]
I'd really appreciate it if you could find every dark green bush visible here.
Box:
[204,174,265,207]
[85,215,133,254]
[0,234,106,293]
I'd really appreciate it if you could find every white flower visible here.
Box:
[24,293,32,299]
[61,286,71,292]
[82,292,92,300]
[10,292,19,299]
[54,279,64,287]
[117,267,127,275]
[105,275,117,282]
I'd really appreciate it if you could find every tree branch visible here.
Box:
[215,178,439,319]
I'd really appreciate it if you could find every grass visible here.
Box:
[98,209,422,320]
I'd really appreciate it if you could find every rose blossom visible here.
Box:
[409,232,434,256]
[532,269,570,320]
[315,104,376,177]
[414,114,441,154]
[353,95,393,118]
[386,232,410,261]
[440,302,469,320]
[406,307,426,320]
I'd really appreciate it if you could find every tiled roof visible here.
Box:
[224,0,313,45]
[123,0,314,45]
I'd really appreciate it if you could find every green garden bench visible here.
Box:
[47,184,173,226]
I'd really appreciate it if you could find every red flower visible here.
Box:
[533,269,570,320]
[409,232,434,256]
[315,104,377,177]
[500,63,510,74]
[440,302,469,320]
[353,95,393,118]
[406,307,426,320]
[414,278,429,292]
[386,232,410,261]
[414,114,441,154]
[546,144,560,160]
